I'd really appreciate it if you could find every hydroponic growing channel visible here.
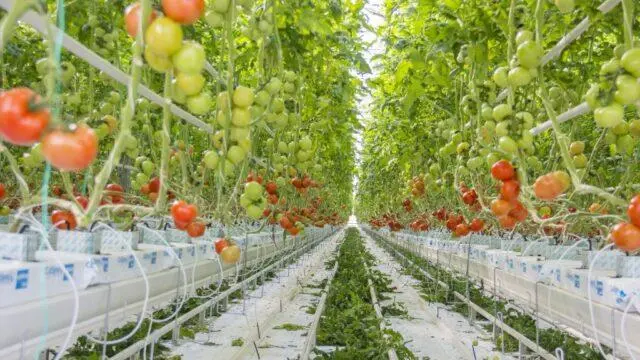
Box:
[0,0,639,359]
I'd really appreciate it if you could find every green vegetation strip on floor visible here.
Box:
[368,230,608,360]
[315,228,415,359]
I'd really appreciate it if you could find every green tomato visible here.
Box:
[176,72,205,96]
[136,172,149,185]
[244,181,264,201]
[600,59,620,75]
[271,98,285,113]
[274,113,288,129]
[516,111,534,129]
[569,141,585,155]
[604,131,617,145]
[108,91,121,104]
[612,121,629,135]
[217,110,231,128]
[467,157,484,170]
[144,47,173,73]
[266,77,282,94]
[239,193,251,208]
[277,141,288,153]
[205,10,225,28]
[621,48,640,77]
[299,136,313,150]
[516,41,542,69]
[614,74,640,105]
[584,84,601,110]
[212,0,231,13]
[492,104,512,121]
[142,160,155,175]
[573,154,587,168]
[187,92,213,115]
[498,136,518,154]
[495,121,510,137]
[492,67,509,88]
[171,79,188,104]
[481,105,493,121]
[515,30,533,47]
[429,164,440,176]
[172,41,206,74]
[255,90,270,107]
[297,150,311,162]
[526,155,542,170]
[124,134,138,149]
[233,86,255,108]
[246,205,263,220]
[594,103,624,128]
[227,145,246,165]
[508,67,533,87]
[203,150,219,169]
[230,126,250,142]
[232,107,252,127]
[456,142,470,154]
[617,134,636,156]
[223,159,235,175]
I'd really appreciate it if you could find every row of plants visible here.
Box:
[368,229,607,360]
[63,231,324,359]
[355,0,640,255]
[314,228,415,359]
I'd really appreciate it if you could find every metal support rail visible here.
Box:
[362,247,399,360]
[109,230,337,360]
[0,0,214,133]
[365,229,558,360]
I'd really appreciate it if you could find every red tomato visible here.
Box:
[627,195,640,227]
[149,177,161,193]
[279,216,293,229]
[498,215,517,229]
[0,183,5,200]
[491,160,515,181]
[105,183,124,203]
[215,238,229,254]
[491,199,512,216]
[509,201,528,222]
[267,194,278,205]
[140,184,151,195]
[42,125,98,171]
[51,210,77,230]
[161,0,205,24]
[0,88,50,146]
[171,200,197,224]
[454,223,470,237]
[149,192,159,202]
[265,181,278,195]
[533,171,571,200]
[263,208,271,217]
[288,227,301,236]
[75,196,88,209]
[500,180,520,201]
[469,218,484,232]
[124,2,159,38]
[186,221,205,238]
[462,190,477,205]
[610,222,640,252]
[291,177,303,188]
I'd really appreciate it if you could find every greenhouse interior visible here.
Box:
[0,0,639,359]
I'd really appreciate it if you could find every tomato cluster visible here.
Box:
[610,195,640,252]
[408,176,425,197]
[170,200,204,238]
[489,160,528,229]
[402,198,413,212]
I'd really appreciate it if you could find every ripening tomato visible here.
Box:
[171,200,197,224]
[145,17,183,57]
[187,221,206,238]
[221,244,241,263]
[265,181,278,195]
[75,196,88,209]
[215,238,229,254]
[149,177,161,193]
[533,171,571,200]
[610,222,640,252]
[491,160,515,181]
[51,210,77,230]
[0,183,5,200]
[509,201,528,222]
[280,216,293,229]
[491,199,512,216]
[42,124,98,171]
[498,215,517,229]
[454,223,470,237]
[0,88,50,146]
[627,195,640,227]
[288,226,301,236]
[124,2,159,38]
[161,0,205,25]
[500,180,520,201]
[469,218,484,232]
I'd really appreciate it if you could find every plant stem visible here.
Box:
[81,0,151,227]
[154,72,173,213]
[621,0,634,50]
